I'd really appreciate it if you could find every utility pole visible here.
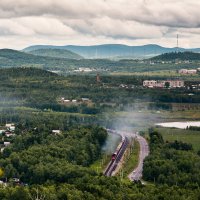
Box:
[120,169,124,181]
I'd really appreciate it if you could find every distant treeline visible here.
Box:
[143,130,200,187]
[187,126,200,131]
[151,51,200,61]
[1,49,200,73]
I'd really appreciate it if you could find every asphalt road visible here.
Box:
[128,134,149,181]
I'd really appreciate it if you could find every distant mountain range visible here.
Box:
[23,44,200,59]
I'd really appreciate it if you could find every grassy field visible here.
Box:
[162,110,200,120]
[155,127,200,152]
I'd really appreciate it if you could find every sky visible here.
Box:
[0,0,200,49]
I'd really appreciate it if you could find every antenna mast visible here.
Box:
[176,34,179,52]
[95,48,98,59]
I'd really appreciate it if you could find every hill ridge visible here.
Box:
[150,51,200,61]
[23,44,200,59]
[28,48,83,60]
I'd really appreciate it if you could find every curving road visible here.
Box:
[128,134,149,181]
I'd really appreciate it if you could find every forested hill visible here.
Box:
[151,51,200,61]
[0,49,117,71]
[0,49,37,60]
[28,48,83,59]
[0,48,85,69]
[0,67,58,78]
[0,48,57,66]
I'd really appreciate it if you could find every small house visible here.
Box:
[52,130,61,135]
[4,142,11,147]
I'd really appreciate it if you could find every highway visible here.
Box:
[128,134,149,181]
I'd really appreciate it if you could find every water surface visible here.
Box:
[155,121,200,129]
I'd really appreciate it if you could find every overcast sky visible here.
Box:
[0,0,200,49]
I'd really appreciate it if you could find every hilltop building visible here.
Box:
[143,80,184,88]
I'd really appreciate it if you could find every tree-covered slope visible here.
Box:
[151,51,200,61]
[143,130,200,187]
[29,48,83,59]
[0,48,84,69]
[1,125,107,184]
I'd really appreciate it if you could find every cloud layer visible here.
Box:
[0,0,200,49]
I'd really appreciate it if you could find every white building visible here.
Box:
[179,69,197,74]
[4,142,11,147]
[143,80,157,88]
[143,80,184,88]
[52,130,61,135]
[74,68,93,72]
[187,69,197,74]
[64,99,70,103]
[179,69,188,74]
[5,124,15,131]
[81,98,91,102]
[168,80,184,87]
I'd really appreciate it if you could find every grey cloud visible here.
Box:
[0,0,200,28]
[0,28,14,36]
[65,17,167,40]
[0,0,200,49]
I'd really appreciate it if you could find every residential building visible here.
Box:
[143,80,184,88]
[179,69,197,74]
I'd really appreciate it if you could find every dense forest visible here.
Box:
[0,124,200,199]
[151,51,200,61]
[143,130,200,188]
[0,125,107,184]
